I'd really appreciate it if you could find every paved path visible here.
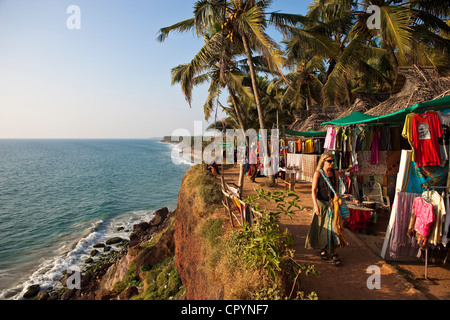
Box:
[221,166,439,300]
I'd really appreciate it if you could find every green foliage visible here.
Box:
[134,257,184,300]
[200,218,225,248]
[113,262,141,294]
[237,188,300,281]
[185,165,223,213]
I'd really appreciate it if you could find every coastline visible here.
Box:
[0,139,186,300]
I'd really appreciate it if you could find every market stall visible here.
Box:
[281,129,326,184]
[319,95,450,267]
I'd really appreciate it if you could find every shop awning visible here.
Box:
[283,128,327,137]
[321,95,450,126]
[321,111,377,126]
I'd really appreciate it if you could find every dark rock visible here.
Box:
[95,290,116,300]
[93,243,105,248]
[90,249,99,256]
[47,292,60,300]
[36,291,49,300]
[133,221,151,234]
[23,284,40,299]
[60,274,69,287]
[85,258,94,263]
[105,237,124,245]
[117,226,124,231]
[103,246,111,252]
[150,207,169,227]
[61,288,77,300]
[134,224,175,278]
[119,286,139,300]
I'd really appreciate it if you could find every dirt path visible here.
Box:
[220,165,450,300]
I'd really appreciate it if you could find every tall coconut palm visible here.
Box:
[158,0,288,184]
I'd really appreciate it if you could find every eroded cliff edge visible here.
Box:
[31,164,303,300]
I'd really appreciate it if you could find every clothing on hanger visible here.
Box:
[410,111,443,167]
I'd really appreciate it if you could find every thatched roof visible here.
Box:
[288,105,340,132]
[366,66,450,116]
[287,66,450,131]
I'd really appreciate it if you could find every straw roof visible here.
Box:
[366,66,450,116]
[287,66,450,131]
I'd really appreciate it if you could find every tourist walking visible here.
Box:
[305,151,346,265]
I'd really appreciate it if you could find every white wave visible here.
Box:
[165,142,195,166]
[0,209,157,300]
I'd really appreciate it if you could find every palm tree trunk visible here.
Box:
[242,34,265,130]
[242,34,276,185]
[228,86,247,197]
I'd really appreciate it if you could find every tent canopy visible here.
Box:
[321,95,450,126]
[283,128,327,137]
[321,111,377,126]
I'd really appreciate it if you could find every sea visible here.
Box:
[0,139,192,299]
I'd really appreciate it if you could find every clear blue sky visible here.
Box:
[0,0,309,139]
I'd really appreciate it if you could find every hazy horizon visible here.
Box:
[0,0,308,139]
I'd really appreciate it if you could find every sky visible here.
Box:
[0,0,310,139]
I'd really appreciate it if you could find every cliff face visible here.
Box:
[35,166,222,300]
[173,173,224,300]
[24,165,227,300]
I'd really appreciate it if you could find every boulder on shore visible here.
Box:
[105,237,124,245]
[23,284,40,299]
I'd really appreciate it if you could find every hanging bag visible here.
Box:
[319,169,350,220]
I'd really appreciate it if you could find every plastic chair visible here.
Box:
[361,181,390,208]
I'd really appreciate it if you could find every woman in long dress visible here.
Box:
[305,151,344,265]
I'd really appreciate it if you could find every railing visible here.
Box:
[220,179,262,228]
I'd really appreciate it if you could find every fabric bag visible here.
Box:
[319,169,350,220]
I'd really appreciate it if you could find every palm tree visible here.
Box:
[273,0,449,108]
[158,0,288,185]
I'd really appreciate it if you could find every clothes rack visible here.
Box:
[422,186,450,280]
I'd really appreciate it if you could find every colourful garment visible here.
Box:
[304,139,314,154]
[389,192,420,258]
[411,196,435,238]
[427,191,446,246]
[410,111,443,167]
[370,127,381,164]
[324,127,337,150]
[402,113,416,161]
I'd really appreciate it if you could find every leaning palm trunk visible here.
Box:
[242,34,276,185]
[228,87,247,197]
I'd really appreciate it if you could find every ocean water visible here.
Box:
[0,139,191,299]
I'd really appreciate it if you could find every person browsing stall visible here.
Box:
[305,151,344,266]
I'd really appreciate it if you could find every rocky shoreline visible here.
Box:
[23,207,178,300]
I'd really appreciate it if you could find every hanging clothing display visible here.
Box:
[355,151,387,176]
[407,190,446,247]
[370,127,381,164]
[388,192,421,258]
[442,195,450,246]
[428,191,447,246]
[324,127,337,150]
[437,111,450,162]
[402,112,417,161]
[286,153,302,169]
[410,111,443,167]
[303,139,314,154]
[301,154,319,183]
[403,160,448,193]
[408,196,435,245]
